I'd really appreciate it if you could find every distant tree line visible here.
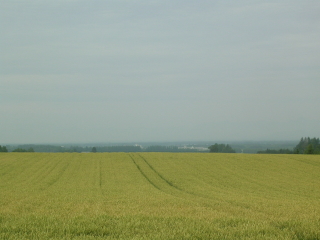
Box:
[5,145,92,153]
[3,138,319,154]
[94,146,142,152]
[294,137,320,154]
[12,147,35,152]
[0,145,8,152]
[208,144,236,153]
[93,145,206,153]
[257,149,293,154]
[2,144,209,153]
[8,145,142,153]
[257,137,320,154]
[144,145,179,152]
[143,145,203,152]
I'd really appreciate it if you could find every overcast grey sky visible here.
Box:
[1,0,320,144]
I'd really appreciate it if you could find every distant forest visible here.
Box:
[1,144,207,153]
[1,137,319,154]
[294,137,320,154]
[257,137,320,154]
[208,143,236,153]
[0,145,8,152]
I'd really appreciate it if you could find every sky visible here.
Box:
[1,0,320,144]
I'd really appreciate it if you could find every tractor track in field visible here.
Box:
[129,154,162,191]
[0,157,72,210]
[131,154,299,214]
[42,159,71,189]
[0,157,43,185]
[99,159,102,188]
[129,153,207,200]
[137,154,184,192]
[131,153,246,203]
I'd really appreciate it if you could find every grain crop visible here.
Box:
[0,152,319,239]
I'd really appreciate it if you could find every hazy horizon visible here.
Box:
[1,139,300,147]
[1,1,320,144]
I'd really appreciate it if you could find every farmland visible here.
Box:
[0,153,319,239]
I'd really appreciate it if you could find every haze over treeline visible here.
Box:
[1,137,318,154]
[1,1,319,143]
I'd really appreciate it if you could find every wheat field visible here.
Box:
[0,152,319,239]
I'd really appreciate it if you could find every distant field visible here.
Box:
[0,153,319,239]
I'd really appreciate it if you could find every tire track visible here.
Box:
[0,156,71,211]
[42,159,71,190]
[31,158,64,185]
[0,156,43,185]
[137,154,183,191]
[135,154,225,201]
[130,153,210,201]
[99,158,102,189]
[128,154,161,191]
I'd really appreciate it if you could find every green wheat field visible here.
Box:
[0,152,319,239]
